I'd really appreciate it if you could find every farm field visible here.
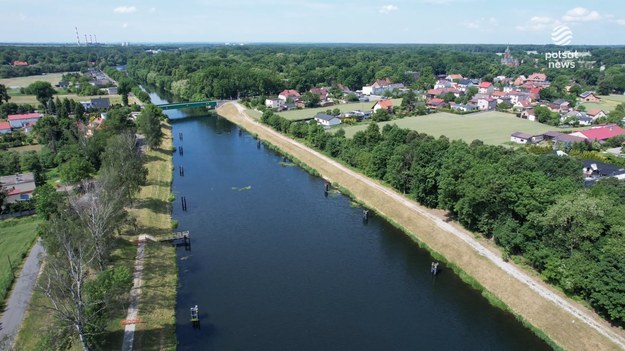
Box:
[7,93,139,106]
[277,99,402,121]
[0,216,40,306]
[338,111,573,145]
[0,73,67,89]
[581,94,625,112]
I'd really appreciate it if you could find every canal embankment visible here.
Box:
[216,102,625,351]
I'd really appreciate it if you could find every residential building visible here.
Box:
[265,98,283,109]
[372,99,394,112]
[510,132,535,144]
[314,113,341,127]
[90,97,110,109]
[477,97,496,111]
[587,109,607,121]
[520,109,536,122]
[570,125,625,142]
[580,91,601,102]
[0,121,11,134]
[278,89,301,102]
[0,173,36,204]
[7,113,43,128]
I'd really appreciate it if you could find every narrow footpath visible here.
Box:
[0,240,45,349]
[218,102,625,351]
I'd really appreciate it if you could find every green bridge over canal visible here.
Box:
[156,100,219,110]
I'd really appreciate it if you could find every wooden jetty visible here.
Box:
[160,230,191,250]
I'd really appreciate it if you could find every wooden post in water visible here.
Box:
[179,132,183,141]
[257,140,261,149]
[431,262,439,276]
[239,128,243,136]
[363,209,369,222]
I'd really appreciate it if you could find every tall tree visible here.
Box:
[25,81,56,104]
[100,132,147,203]
[136,104,163,149]
[0,83,10,104]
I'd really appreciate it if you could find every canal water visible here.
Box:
[157,95,551,350]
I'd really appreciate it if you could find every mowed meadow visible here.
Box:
[336,111,572,145]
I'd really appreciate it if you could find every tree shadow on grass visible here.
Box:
[134,198,171,216]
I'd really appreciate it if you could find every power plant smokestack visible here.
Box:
[94,34,97,44]
[84,34,88,44]
[75,27,81,46]
[89,35,93,44]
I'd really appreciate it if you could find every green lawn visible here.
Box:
[277,99,402,121]
[0,73,67,89]
[0,216,40,306]
[581,94,625,112]
[337,111,571,145]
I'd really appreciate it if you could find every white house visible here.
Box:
[510,132,534,144]
[587,109,607,121]
[7,113,43,128]
[478,82,494,95]
[278,89,300,102]
[477,98,496,111]
[520,109,536,122]
[314,113,341,127]
[265,98,283,109]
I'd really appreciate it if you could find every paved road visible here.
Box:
[0,240,45,348]
[228,101,625,350]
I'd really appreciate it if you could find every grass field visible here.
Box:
[337,111,569,145]
[277,99,402,121]
[8,144,42,153]
[0,73,67,89]
[581,94,625,112]
[7,93,139,106]
[0,216,40,307]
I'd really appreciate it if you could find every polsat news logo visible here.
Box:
[546,24,577,68]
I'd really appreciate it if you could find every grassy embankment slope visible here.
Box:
[0,216,40,306]
[216,102,624,351]
[14,125,176,350]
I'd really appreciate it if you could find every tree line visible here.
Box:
[260,109,625,327]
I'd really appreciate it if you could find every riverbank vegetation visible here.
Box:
[257,108,625,327]
[0,216,40,307]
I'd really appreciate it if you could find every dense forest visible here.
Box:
[126,44,625,100]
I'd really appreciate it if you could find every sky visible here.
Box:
[1,0,624,45]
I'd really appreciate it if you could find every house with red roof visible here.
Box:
[0,121,11,134]
[427,98,445,109]
[446,74,463,81]
[12,61,28,67]
[570,125,625,142]
[427,89,444,98]
[278,89,301,102]
[7,113,43,128]
[0,173,36,204]
[478,81,494,95]
[527,73,547,83]
[372,99,394,113]
[309,87,329,101]
[587,109,606,121]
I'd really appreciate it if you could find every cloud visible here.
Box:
[463,17,498,30]
[516,16,554,31]
[616,19,625,26]
[421,0,472,4]
[114,6,137,14]
[562,7,600,22]
[379,5,398,14]
[149,7,156,13]
[122,23,129,28]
